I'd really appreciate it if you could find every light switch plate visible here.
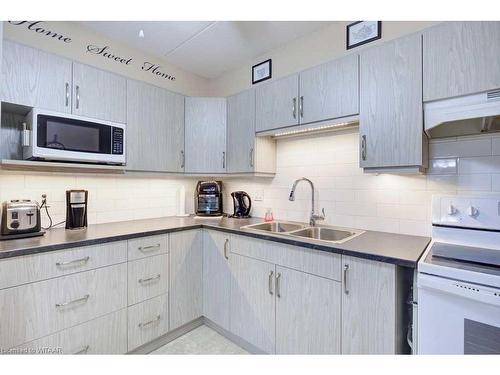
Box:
[254,189,264,202]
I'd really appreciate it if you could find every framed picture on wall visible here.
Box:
[346,21,382,49]
[252,59,272,84]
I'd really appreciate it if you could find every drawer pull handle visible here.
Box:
[276,272,282,298]
[56,256,90,267]
[223,238,229,260]
[268,270,274,295]
[138,274,161,284]
[74,345,90,354]
[138,315,161,328]
[56,294,90,308]
[138,244,161,253]
[343,264,349,295]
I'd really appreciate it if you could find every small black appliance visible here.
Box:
[195,181,223,216]
[66,190,88,229]
[230,191,252,218]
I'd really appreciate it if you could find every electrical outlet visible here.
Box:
[254,189,264,202]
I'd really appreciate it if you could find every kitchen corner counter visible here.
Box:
[0,216,430,267]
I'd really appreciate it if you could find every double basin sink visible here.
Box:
[241,221,364,244]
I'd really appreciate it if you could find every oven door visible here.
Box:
[418,273,500,354]
[29,109,125,165]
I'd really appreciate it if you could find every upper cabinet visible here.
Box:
[423,22,500,102]
[126,80,184,172]
[299,54,359,124]
[184,97,227,174]
[227,89,276,174]
[359,33,426,172]
[0,41,73,113]
[72,62,126,123]
[255,74,299,132]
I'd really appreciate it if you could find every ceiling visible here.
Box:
[80,21,332,79]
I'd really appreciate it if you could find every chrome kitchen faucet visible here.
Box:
[289,177,325,226]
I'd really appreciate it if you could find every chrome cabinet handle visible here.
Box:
[65,82,70,107]
[276,272,281,298]
[75,85,80,109]
[138,244,161,253]
[223,238,229,260]
[56,256,90,267]
[138,315,161,328]
[222,151,226,169]
[361,135,367,161]
[268,270,274,295]
[292,97,297,119]
[138,274,161,284]
[343,264,349,295]
[56,294,90,308]
[180,150,185,169]
[249,148,254,168]
[74,345,90,355]
[299,96,304,118]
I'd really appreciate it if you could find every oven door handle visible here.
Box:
[418,273,500,307]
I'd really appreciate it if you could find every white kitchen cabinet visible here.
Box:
[226,89,276,174]
[299,54,359,124]
[184,97,227,173]
[255,74,299,132]
[202,230,231,331]
[0,40,73,113]
[359,33,426,172]
[229,253,275,353]
[341,256,401,354]
[275,265,341,354]
[0,22,3,74]
[126,80,184,172]
[127,254,169,306]
[169,230,203,330]
[423,21,500,102]
[72,62,126,123]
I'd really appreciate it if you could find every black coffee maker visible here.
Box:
[230,191,252,218]
[66,190,88,229]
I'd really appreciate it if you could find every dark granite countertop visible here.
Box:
[0,216,430,268]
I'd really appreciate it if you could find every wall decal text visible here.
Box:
[8,21,72,43]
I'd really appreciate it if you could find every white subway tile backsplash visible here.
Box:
[457,174,492,191]
[427,158,457,175]
[429,137,492,158]
[458,156,500,174]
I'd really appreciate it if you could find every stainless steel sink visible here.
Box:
[241,221,306,233]
[289,226,363,244]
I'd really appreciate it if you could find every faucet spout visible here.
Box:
[288,177,325,226]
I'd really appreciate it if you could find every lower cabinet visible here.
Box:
[169,230,203,330]
[229,253,276,353]
[202,230,231,331]
[275,266,341,354]
[127,294,169,351]
[341,256,399,354]
[17,309,128,354]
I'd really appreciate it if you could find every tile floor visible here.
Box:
[151,325,248,354]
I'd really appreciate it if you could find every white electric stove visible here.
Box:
[417,194,500,354]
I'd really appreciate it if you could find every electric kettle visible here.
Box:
[230,191,252,218]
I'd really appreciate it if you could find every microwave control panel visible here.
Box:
[112,127,124,155]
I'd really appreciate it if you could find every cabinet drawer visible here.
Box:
[0,241,127,290]
[15,309,127,354]
[128,294,169,351]
[127,235,168,261]
[128,254,168,305]
[0,263,127,349]
[231,235,342,281]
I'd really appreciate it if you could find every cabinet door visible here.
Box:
[299,54,359,124]
[255,74,299,132]
[275,266,341,354]
[423,22,500,102]
[342,256,396,354]
[227,89,255,173]
[169,230,203,330]
[202,230,231,331]
[0,41,72,112]
[72,62,126,123]
[359,33,423,169]
[229,254,275,353]
[126,80,184,172]
[184,97,227,173]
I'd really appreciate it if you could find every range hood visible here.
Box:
[424,89,500,138]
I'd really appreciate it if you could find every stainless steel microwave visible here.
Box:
[23,108,126,165]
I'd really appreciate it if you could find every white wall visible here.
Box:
[209,21,439,96]
[223,131,500,237]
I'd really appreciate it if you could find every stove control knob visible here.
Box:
[468,206,479,218]
[447,204,457,215]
